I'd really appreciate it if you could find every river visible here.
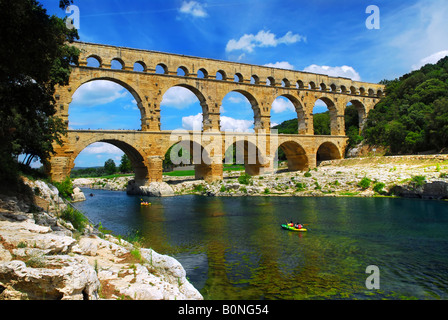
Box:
[73,189,448,300]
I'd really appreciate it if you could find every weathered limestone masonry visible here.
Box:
[48,41,384,187]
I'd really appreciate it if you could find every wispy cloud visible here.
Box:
[264,61,295,70]
[161,87,199,109]
[71,80,129,106]
[226,30,305,53]
[181,113,254,132]
[179,1,208,18]
[303,65,361,81]
[82,142,124,155]
[411,50,448,71]
[272,97,295,114]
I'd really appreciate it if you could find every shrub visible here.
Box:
[304,171,312,177]
[411,175,426,187]
[53,176,74,200]
[60,206,88,232]
[238,174,252,185]
[263,188,271,194]
[295,183,306,191]
[220,185,226,192]
[373,182,386,194]
[193,184,205,192]
[358,177,372,190]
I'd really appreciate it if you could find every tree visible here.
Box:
[104,159,117,175]
[0,0,79,185]
[119,154,133,173]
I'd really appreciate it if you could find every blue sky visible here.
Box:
[37,0,448,168]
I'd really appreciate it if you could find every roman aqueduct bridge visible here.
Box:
[47,41,385,185]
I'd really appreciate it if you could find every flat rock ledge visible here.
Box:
[0,181,202,300]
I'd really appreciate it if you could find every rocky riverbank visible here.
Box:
[0,178,203,300]
[73,155,448,200]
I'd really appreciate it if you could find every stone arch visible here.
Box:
[234,73,244,83]
[250,75,260,84]
[133,61,146,72]
[72,139,149,186]
[312,96,340,136]
[68,77,145,130]
[111,58,125,70]
[156,63,169,74]
[197,68,208,78]
[282,78,291,88]
[86,55,102,68]
[316,141,342,163]
[216,70,227,81]
[160,84,211,131]
[267,76,276,86]
[224,138,265,176]
[277,140,309,171]
[273,94,307,134]
[177,66,189,77]
[347,99,366,124]
[164,138,213,181]
[223,89,261,132]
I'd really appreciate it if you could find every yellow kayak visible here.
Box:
[281,224,307,232]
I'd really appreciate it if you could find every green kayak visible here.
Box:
[281,224,307,232]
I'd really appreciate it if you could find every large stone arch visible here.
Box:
[72,138,149,186]
[163,134,221,181]
[316,141,342,163]
[224,136,266,176]
[67,76,146,130]
[311,95,345,136]
[277,140,309,171]
[221,89,262,132]
[346,99,367,132]
[273,94,308,134]
[160,83,212,131]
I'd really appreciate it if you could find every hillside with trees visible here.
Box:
[363,56,448,154]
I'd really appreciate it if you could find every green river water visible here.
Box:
[74,189,448,300]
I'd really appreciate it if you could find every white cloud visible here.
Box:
[82,142,124,155]
[303,65,361,81]
[179,1,207,18]
[264,61,295,70]
[181,113,254,132]
[411,50,448,70]
[161,87,199,109]
[226,30,305,53]
[220,116,253,132]
[71,80,129,106]
[272,98,295,114]
[182,113,203,130]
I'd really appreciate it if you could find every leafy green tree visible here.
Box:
[313,112,331,135]
[0,0,79,185]
[119,154,133,173]
[104,159,117,175]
